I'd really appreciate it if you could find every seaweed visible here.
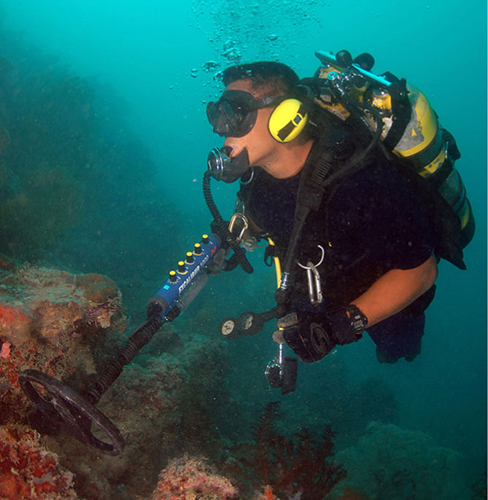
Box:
[220,402,347,500]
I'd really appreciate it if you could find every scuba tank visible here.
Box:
[307,50,475,269]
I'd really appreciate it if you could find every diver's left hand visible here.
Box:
[278,308,364,363]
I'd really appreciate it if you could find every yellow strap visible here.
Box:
[268,238,282,289]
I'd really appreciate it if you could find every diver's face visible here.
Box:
[221,80,281,175]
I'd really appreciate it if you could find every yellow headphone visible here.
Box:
[268,98,308,143]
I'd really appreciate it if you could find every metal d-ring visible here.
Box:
[239,167,254,185]
[297,245,325,306]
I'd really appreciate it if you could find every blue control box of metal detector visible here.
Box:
[151,234,220,318]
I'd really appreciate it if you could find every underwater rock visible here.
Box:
[330,421,472,500]
[0,257,126,423]
[0,423,78,499]
[0,260,122,344]
[150,455,238,500]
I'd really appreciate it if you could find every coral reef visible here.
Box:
[41,324,232,500]
[0,255,126,424]
[0,255,232,500]
[150,455,238,500]
[0,423,78,499]
[329,421,472,500]
[284,363,399,451]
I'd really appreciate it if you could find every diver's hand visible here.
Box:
[278,307,365,363]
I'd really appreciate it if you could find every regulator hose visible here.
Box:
[202,171,253,274]
[340,91,391,161]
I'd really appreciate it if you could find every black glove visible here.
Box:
[278,306,367,363]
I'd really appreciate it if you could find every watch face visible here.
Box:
[352,318,365,333]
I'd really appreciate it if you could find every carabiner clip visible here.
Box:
[298,245,325,306]
[228,213,249,242]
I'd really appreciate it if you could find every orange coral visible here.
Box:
[0,424,78,499]
[0,303,34,343]
[253,485,280,500]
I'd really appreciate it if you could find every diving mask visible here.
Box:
[207,90,279,138]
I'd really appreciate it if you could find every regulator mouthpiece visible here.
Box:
[207,147,250,183]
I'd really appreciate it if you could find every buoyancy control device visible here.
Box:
[305,50,475,269]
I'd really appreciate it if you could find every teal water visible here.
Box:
[0,0,486,497]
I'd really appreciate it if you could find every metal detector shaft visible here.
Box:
[87,233,221,405]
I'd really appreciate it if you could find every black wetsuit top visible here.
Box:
[241,149,436,307]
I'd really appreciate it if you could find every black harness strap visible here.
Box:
[275,131,365,314]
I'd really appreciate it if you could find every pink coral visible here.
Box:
[0,341,10,358]
[0,424,78,499]
[151,455,238,500]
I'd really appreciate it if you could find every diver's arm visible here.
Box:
[351,255,438,327]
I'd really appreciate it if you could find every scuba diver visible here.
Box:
[205,56,472,365]
[17,53,474,455]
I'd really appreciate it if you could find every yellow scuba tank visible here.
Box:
[392,86,473,240]
[308,50,475,269]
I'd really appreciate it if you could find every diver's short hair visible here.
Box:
[221,62,300,96]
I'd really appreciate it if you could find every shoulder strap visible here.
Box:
[275,132,366,312]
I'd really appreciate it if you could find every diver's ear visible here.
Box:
[268,98,308,143]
